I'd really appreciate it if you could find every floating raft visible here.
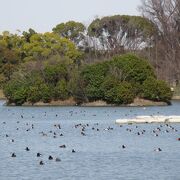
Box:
[115,116,180,124]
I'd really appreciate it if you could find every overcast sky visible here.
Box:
[0,0,141,33]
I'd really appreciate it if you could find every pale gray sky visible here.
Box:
[0,0,141,33]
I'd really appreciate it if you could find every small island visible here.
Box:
[3,53,172,106]
[0,16,175,106]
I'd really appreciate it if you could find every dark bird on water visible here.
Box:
[154,148,162,152]
[39,160,44,165]
[11,153,16,157]
[48,155,53,160]
[72,149,76,153]
[59,144,66,148]
[37,153,41,157]
[25,147,30,151]
[122,145,126,149]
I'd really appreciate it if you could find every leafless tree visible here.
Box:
[139,0,180,84]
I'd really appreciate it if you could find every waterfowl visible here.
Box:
[11,153,16,157]
[48,155,53,160]
[37,153,41,157]
[154,148,162,152]
[57,124,61,129]
[72,149,76,153]
[39,160,44,165]
[59,145,66,148]
[81,132,86,136]
[25,147,30,151]
[122,145,126,149]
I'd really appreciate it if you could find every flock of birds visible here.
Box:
[1,108,180,166]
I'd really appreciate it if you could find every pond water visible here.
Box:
[0,100,179,180]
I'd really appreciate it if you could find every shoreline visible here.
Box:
[172,96,180,100]
[3,98,170,107]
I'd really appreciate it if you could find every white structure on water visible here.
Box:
[115,116,180,124]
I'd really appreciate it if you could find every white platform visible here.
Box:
[115,116,180,124]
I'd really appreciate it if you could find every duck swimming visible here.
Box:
[154,148,162,152]
[25,147,30,151]
[39,160,44,165]
[59,144,66,148]
[48,155,53,160]
[122,145,126,149]
[37,153,41,157]
[11,153,16,157]
[72,149,76,153]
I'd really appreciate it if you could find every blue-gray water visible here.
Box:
[0,100,179,180]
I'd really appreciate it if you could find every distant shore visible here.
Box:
[0,89,178,107]
[4,97,169,107]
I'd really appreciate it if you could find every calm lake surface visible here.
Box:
[0,100,180,180]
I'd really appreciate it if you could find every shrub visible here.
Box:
[142,77,172,103]
[13,87,27,105]
[81,62,109,101]
[105,82,135,104]
[111,54,156,84]
[100,76,120,99]
[67,70,87,104]
[44,63,67,85]
[27,86,41,104]
[40,84,52,103]
[3,79,27,105]
[53,80,69,100]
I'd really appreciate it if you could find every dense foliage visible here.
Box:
[80,53,168,105]
[0,15,173,105]
[141,77,172,103]
[3,53,172,105]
